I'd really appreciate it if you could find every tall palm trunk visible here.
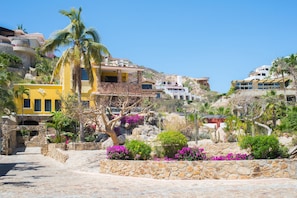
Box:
[21,95,24,125]
[281,72,287,104]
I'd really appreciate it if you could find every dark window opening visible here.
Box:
[55,100,61,111]
[142,84,152,89]
[45,99,51,112]
[82,101,90,108]
[81,68,89,80]
[103,76,118,82]
[24,99,30,108]
[34,99,41,111]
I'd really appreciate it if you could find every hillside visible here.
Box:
[139,66,215,99]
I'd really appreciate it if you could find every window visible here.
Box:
[24,99,30,108]
[34,99,41,111]
[55,100,61,111]
[82,101,90,108]
[103,76,117,82]
[45,99,51,112]
[142,84,152,89]
[81,68,89,80]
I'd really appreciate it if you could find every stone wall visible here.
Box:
[100,159,297,180]
[54,142,102,150]
[41,144,69,163]
[1,116,17,155]
[41,142,102,163]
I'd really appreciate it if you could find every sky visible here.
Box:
[1,0,297,93]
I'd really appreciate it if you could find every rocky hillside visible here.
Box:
[140,66,213,98]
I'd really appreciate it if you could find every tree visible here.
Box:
[0,53,22,115]
[271,57,289,103]
[17,24,28,34]
[278,106,297,134]
[42,7,110,141]
[260,90,286,130]
[14,85,30,125]
[284,54,297,101]
[47,111,74,142]
[34,51,56,83]
[83,96,151,145]
[198,102,215,115]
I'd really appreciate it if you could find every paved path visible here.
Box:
[0,147,297,198]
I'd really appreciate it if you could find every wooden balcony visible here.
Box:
[91,82,157,98]
[95,82,142,96]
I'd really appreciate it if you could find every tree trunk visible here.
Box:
[77,82,85,142]
[106,130,119,145]
[282,73,287,104]
[255,121,272,136]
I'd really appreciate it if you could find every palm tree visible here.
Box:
[42,7,110,141]
[17,24,28,34]
[0,64,14,115]
[14,85,30,125]
[284,54,297,101]
[34,52,56,83]
[271,57,288,103]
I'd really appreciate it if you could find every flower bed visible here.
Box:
[101,144,297,180]
[99,158,297,180]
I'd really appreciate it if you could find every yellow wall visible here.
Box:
[14,64,135,116]
[14,84,62,115]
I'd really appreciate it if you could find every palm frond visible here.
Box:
[84,28,100,42]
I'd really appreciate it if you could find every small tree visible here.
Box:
[47,111,74,143]
[14,85,30,125]
[84,95,152,145]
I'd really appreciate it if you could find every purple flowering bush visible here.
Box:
[120,114,144,127]
[106,145,130,160]
[210,153,253,160]
[175,147,207,161]
[173,146,252,161]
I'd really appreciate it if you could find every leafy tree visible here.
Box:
[47,111,75,142]
[34,51,56,83]
[42,7,110,141]
[224,115,246,133]
[0,54,23,115]
[215,106,231,116]
[0,53,22,68]
[278,106,297,134]
[198,102,215,115]
[284,54,297,101]
[271,58,289,103]
[260,90,286,130]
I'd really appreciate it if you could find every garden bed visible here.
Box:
[100,159,297,180]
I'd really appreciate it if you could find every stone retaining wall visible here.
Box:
[100,159,297,180]
[41,144,69,163]
[55,142,102,150]
[41,143,102,163]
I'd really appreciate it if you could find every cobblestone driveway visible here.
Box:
[1,147,297,198]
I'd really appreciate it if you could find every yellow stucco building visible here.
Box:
[13,57,157,124]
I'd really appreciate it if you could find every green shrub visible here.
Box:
[84,135,95,142]
[239,135,288,159]
[125,140,152,160]
[157,131,188,158]
[292,136,297,146]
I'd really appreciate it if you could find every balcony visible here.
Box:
[94,82,142,96]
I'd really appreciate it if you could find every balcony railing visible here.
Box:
[96,82,142,95]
